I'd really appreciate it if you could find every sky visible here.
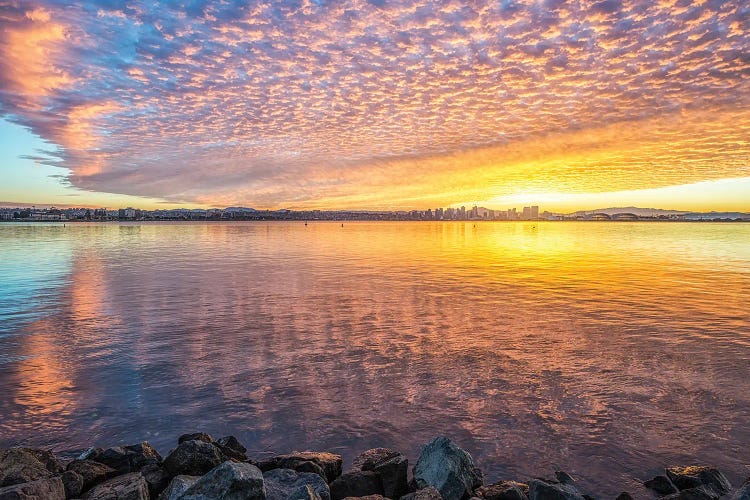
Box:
[0,0,748,212]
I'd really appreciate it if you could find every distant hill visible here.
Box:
[564,207,688,217]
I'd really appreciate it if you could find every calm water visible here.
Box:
[1,221,748,496]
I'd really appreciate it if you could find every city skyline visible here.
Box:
[1,1,749,211]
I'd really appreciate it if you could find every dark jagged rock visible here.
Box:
[216,436,246,455]
[178,461,265,500]
[82,472,149,500]
[67,459,119,491]
[351,448,408,499]
[163,440,225,477]
[264,468,331,500]
[413,437,482,500]
[527,479,585,500]
[330,471,384,500]
[90,442,162,473]
[0,448,64,487]
[614,493,633,500]
[0,476,65,500]
[475,480,529,500]
[665,467,731,496]
[256,452,343,483]
[400,486,443,500]
[343,496,388,500]
[662,485,722,500]
[61,469,84,498]
[645,475,678,496]
[732,477,750,500]
[157,475,199,500]
[140,463,171,497]
[554,473,574,486]
[178,433,213,445]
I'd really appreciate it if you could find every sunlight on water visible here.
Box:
[0,221,748,495]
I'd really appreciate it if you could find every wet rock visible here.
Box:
[178,433,213,445]
[257,452,343,483]
[157,475,199,500]
[527,479,585,500]
[475,481,529,500]
[264,468,331,500]
[67,459,118,491]
[614,493,633,500]
[662,485,721,500]
[351,448,408,499]
[140,463,171,497]
[645,476,678,496]
[163,440,225,477]
[554,473,574,486]
[0,476,65,500]
[90,443,162,473]
[61,470,84,498]
[215,437,248,461]
[0,448,64,486]
[343,496,388,500]
[82,472,149,500]
[731,478,750,500]
[330,471,383,500]
[413,437,482,500]
[400,486,443,500]
[178,461,265,500]
[665,467,731,496]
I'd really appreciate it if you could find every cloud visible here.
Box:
[0,0,748,208]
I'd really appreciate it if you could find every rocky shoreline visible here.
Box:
[0,434,747,500]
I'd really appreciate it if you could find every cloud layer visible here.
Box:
[0,0,748,207]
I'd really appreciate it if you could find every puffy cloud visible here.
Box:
[0,0,748,207]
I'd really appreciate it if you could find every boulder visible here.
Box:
[163,440,225,477]
[614,494,633,500]
[645,475,678,496]
[527,479,585,500]
[553,473,573,486]
[662,485,722,500]
[665,467,731,496]
[90,443,162,474]
[412,437,482,500]
[215,437,248,461]
[343,496,388,500]
[330,471,383,500]
[0,476,65,500]
[264,468,331,500]
[178,434,213,445]
[351,448,408,499]
[400,486,443,500]
[475,481,529,500]
[157,475,199,500]
[0,448,64,487]
[256,452,343,483]
[61,470,84,498]
[140,463,171,497]
[731,478,750,500]
[178,461,265,500]
[82,472,149,500]
[67,459,118,491]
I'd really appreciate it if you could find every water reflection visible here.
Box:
[0,222,748,496]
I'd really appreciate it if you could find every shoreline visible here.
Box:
[1,434,747,500]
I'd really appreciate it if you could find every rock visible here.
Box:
[90,443,162,474]
[400,486,443,500]
[351,448,408,499]
[157,475,199,500]
[412,437,482,500]
[0,448,64,487]
[256,452,343,483]
[614,493,633,500]
[731,478,750,500]
[216,437,246,455]
[264,468,331,500]
[553,473,574,486]
[178,461,265,500]
[645,476,678,496]
[140,464,171,497]
[67,459,118,491]
[178,434,213,445]
[475,481,529,500]
[61,470,84,498]
[330,471,383,500]
[163,440,225,477]
[82,472,149,500]
[665,467,731,496]
[343,496,388,500]
[527,479,585,500]
[0,476,66,500]
[663,485,721,500]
